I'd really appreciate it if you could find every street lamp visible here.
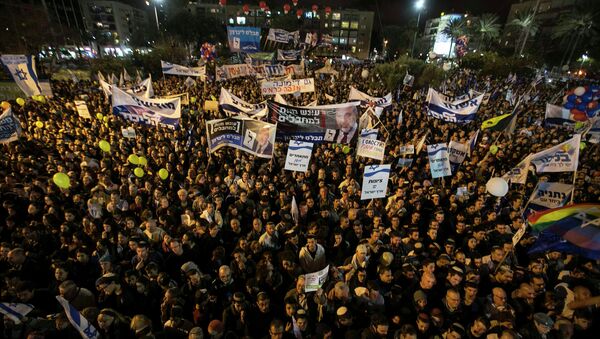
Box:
[410,0,425,58]
[146,0,162,32]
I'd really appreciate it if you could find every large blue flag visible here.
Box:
[227,26,261,53]
[0,55,42,97]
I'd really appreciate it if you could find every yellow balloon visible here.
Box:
[96,113,104,120]
[138,156,148,166]
[16,98,25,106]
[128,154,139,165]
[52,173,71,189]
[103,116,109,123]
[134,167,145,177]
[35,121,44,128]
[158,168,169,180]
[99,140,111,152]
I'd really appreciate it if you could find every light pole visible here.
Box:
[410,0,425,58]
[146,0,162,32]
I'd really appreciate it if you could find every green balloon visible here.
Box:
[53,172,71,189]
[127,154,139,165]
[580,142,586,150]
[342,145,351,154]
[99,140,111,152]
[158,168,169,180]
[134,167,145,178]
[138,156,148,166]
[575,121,585,130]
[490,145,499,155]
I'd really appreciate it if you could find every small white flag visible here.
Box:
[291,196,299,225]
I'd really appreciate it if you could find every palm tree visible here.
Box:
[441,17,466,58]
[509,11,539,56]
[476,13,501,51]
[552,12,596,67]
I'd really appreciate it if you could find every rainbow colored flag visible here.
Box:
[528,204,600,259]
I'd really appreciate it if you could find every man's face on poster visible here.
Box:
[336,108,356,132]
[257,127,270,146]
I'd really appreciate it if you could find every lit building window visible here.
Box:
[332,13,341,20]
[350,22,358,29]
[341,21,349,28]
[236,16,246,24]
[229,18,234,24]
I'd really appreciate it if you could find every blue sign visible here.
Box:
[227,26,261,53]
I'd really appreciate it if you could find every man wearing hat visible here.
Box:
[518,312,556,339]
[222,292,249,337]
[332,306,358,338]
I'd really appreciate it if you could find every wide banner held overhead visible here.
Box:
[348,87,392,117]
[427,88,483,124]
[530,134,580,173]
[112,86,181,128]
[544,103,587,127]
[216,64,256,81]
[219,88,266,117]
[161,61,205,77]
[206,117,276,158]
[268,101,360,143]
[267,29,299,43]
[361,165,391,200]
[227,26,261,53]
[284,140,314,172]
[261,78,315,95]
[277,49,302,61]
[427,143,452,178]
[357,138,386,161]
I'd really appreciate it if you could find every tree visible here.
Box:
[552,11,596,67]
[509,11,539,56]
[475,14,501,52]
[382,25,416,59]
[164,10,226,58]
[441,18,466,58]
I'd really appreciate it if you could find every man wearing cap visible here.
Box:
[222,292,249,337]
[518,313,556,339]
[332,306,358,338]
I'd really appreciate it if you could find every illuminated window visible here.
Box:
[305,12,313,18]
[332,21,340,28]
[340,37,347,45]
[332,13,341,20]
[236,16,246,24]
[229,18,234,24]
[352,46,356,53]
[341,21,349,28]
[350,21,358,29]
[333,37,339,44]
[349,38,357,45]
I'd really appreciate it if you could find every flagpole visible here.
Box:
[570,167,578,204]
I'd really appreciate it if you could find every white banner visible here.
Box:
[216,64,256,81]
[284,140,313,172]
[112,86,181,128]
[357,138,386,161]
[0,55,41,97]
[360,129,378,140]
[100,77,153,99]
[448,140,468,172]
[427,143,452,178]
[348,87,392,117]
[361,165,391,200]
[161,61,205,77]
[427,88,483,124]
[530,134,580,173]
[502,155,532,184]
[219,88,266,117]
[529,182,573,210]
[268,29,300,43]
[74,100,91,119]
[0,106,22,144]
[399,145,415,155]
[261,78,315,95]
[305,265,329,292]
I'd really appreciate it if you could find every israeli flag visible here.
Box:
[0,303,34,324]
[0,55,42,97]
[360,129,378,140]
[56,296,99,339]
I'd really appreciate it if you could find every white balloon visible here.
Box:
[429,51,437,59]
[361,69,369,79]
[442,63,452,71]
[486,177,509,197]
[574,86,586,96]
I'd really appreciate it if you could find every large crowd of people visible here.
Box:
[0,62,599,339]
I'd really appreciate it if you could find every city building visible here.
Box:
[422,13,467,58]
[186,2,374,60]
[80,0,150,56]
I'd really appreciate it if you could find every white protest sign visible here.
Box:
[361,164,391,200]
[357,138,386,161]
[305,265,329,292]
[427,143,452,178]
[73,100,91,119]
[284,140,313,172]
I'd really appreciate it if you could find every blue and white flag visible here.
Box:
[277,49,302,61]
[360,129,378,140]
[448,141,468,173]
[468,130,479,155]
[268,29,299,44]
[348,87,392,117]
[361,164,391,200]
[0,303,33,324]
[56,296,99,339]
[219,88,266,117]
[284,140,313,172]
[426,88,483,124]
[427,143,452,178]
[545,103,585,127]
[0,55,41,97]
[227,26,261,53]
[0,106,22,144]
[502,154,532,184]
[530,134,580,173]
[587,117,600,144]
[112,86,181,129]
